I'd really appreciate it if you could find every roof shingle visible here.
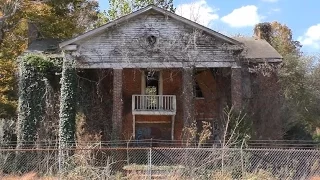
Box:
[234,37,282,61]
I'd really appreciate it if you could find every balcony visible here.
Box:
[132,95,176,115]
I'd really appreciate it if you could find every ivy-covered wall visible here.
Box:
[17,54,62,148]
[16,52,114,148]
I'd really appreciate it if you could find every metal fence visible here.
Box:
[0,147,319,180]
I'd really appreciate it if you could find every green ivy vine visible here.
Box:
[58,56,77,146]
[17,53,62,148]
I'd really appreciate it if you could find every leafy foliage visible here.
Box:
[255,21,320,139]
[0,59,17,118]
[133,0,175,12]
[107,0,175,20]
[254,22,301,57]
[107,0,132,20]
[16,53,62,147]
[17,55,46,147]
[93,10,109,28]
[59,56,77,145]
[0,0,98,121]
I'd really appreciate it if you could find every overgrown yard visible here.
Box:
[0,147,319,180]
[1,170,320,180]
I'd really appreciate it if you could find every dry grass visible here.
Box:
[1,171,319,180]
[0,172,58,180]
[310,176,320,180]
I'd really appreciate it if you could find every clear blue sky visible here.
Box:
[98,0,320,54]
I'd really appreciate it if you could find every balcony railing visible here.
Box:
[132,95,176,115]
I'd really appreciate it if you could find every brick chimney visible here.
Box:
[27,21,39,44]
[254,22,272,43]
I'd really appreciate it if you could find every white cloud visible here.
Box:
[261,0,279,2]
[221,5,263,28]
[298,24,320,49]
[176,0,219,27]
[267,8,281,15]
[271,8,281,12]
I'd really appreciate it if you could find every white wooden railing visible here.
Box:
[132,95,176,115]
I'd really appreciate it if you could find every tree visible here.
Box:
[269,22,302,57]
[0,0,21,46]
[0,0,98,119]
[254,22,301,57]
[107,0,175,20]
[133,0,175,12]
[93,10,109,28]
[254,22,320,140]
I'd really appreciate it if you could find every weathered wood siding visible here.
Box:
[74,10,237,68]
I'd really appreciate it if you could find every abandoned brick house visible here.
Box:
[27,5,283,142]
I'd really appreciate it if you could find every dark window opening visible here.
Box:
[194,82,204,98]
[145,71,159,95]
[145,71,160,109]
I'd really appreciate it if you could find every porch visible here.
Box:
[132,95,176,115]
[111,68,242,141]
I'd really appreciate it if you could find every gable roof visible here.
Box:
[59,5,241,48]
[233,37,282,61]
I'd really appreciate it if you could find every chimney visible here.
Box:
[254,22,272,43]
[27,21,40,44]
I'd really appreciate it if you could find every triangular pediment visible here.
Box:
[60,5,248,68]
[60,5,241,48]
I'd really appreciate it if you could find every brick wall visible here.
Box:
[122,69,142,139]
[248,71,283,140]
[162,69,183,140]
[81,67,282,141]
[111,69,123,140]
[195,70,219,120]
[231,67,242,111]
[119,68,228,140]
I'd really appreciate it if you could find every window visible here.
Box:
[144,70,160,109]
[145,71,159,95]
[194,82,204,98]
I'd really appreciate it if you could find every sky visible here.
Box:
[98,0,320,54]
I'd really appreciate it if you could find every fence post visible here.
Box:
[148,148,152,180]
[241,147,244,178]
[241,139,246,178]
[58,141,62,179]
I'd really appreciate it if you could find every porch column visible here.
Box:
[112,68,123,140]
[182,68,194,127]
[231,66,242,111]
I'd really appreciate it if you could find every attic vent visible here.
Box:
[147,35,157,46]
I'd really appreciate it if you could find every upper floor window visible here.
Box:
[194,82,204,98]
[145,71,160,95]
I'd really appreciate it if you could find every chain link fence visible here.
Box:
[0,147,319,179]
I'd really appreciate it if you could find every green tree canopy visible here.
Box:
[106,0,175,21]
[0,0,99,118]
